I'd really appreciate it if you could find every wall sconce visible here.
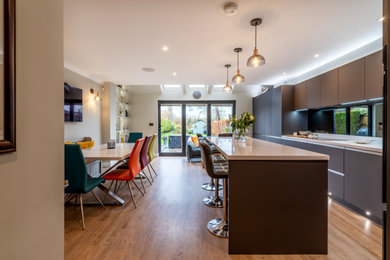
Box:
[90,88,101,101]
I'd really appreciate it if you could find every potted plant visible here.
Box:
[229,112,256,141]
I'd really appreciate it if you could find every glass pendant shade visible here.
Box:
[247,18,265,68]
[223,82,232,93]
[247,48,265,67]
[232,48,245,84]
[232,70,245,84]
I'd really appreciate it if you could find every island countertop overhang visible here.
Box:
[208,137,330,161]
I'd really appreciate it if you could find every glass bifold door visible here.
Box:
[158,101,236,156]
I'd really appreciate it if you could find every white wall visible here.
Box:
[0,0,64,259]
[64,68,103,144]
[128,91,253,137]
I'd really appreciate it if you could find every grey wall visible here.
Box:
[0,0,64,259]
[64,68,103,144]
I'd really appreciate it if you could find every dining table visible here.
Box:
[82,143,135,205]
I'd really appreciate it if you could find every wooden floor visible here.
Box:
[65,157,382,260]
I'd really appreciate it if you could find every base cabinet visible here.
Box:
[328,170,344,199]
[262,136,383,223]
[344,149,382,220]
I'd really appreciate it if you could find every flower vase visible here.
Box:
[234,128,247,142]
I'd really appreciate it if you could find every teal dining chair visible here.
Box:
[128,132,143,143]
[65,144,106,230]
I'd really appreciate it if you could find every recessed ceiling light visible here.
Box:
[164,84,181,88]
[142,67,155,72]
[314,54,320,58]
[282,72,287,75]
[172,72,177,76]
[378,17,385,22]
[162,46,169,51]
[188,84,206,89]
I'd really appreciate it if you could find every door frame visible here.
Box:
[157,100,236,156]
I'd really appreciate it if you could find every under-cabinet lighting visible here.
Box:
[328,192,332,196]
[295,108,308,112]
[341,100,367,106]
[368,97,383,102]
[365,211,371,216]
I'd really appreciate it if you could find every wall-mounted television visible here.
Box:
[64,83,83,122]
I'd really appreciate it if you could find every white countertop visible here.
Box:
[208,137,329,161]
[280,135,382,154]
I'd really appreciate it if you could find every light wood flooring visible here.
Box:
[65,157,382,260]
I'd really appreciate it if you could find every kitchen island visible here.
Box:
[208,136,329,255]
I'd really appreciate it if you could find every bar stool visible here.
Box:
[199,141,229,238]
[200,136,226,191]
[199,141,227,208]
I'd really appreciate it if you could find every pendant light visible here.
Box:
[223,64,232,93]
[232,48,245,84]
[247,18,265,67]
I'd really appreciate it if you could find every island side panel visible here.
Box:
[228,160,328,255]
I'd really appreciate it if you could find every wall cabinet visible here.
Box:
[294,51,383,109]
[306,76,321,108]
[338,58,365,103]
[365,50,383,100]
[294,81,307,110]
[320,69,338,107]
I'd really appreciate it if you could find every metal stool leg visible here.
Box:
[203,178,223,208]
[202,178,222,191]
[207,178,228,238]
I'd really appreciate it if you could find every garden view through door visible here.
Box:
[160,104,183,154]
[158,101,235,156]
[186,104,207,138]
[211,104,233,136]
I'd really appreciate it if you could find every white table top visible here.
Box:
[208,137,329,161]
[82,143,134,160]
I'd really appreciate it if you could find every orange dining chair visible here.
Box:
[102,138,146,208]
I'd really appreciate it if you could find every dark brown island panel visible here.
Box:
[209,137,329,255]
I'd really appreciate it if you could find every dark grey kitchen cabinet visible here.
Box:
[320,69,338,107]
[338,58,365,103]
[365,50,383,100]
[344,148,382,220]
[301,142,345,199]
[306,76,321,108]
[294,81,307,110]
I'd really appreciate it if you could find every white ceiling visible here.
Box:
[64,0,382,91]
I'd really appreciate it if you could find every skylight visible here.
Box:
[163,84,181,89]
[188,84,206,89]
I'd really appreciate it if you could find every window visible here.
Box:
[313,102,382,137]
[350,105,369,136]
[334,108,346,134]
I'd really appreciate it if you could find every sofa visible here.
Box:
[186,137,201,161]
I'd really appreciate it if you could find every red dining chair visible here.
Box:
[140,135,155,183]
[102,138,145,208]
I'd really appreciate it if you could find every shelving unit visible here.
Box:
[115,86,130,143]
